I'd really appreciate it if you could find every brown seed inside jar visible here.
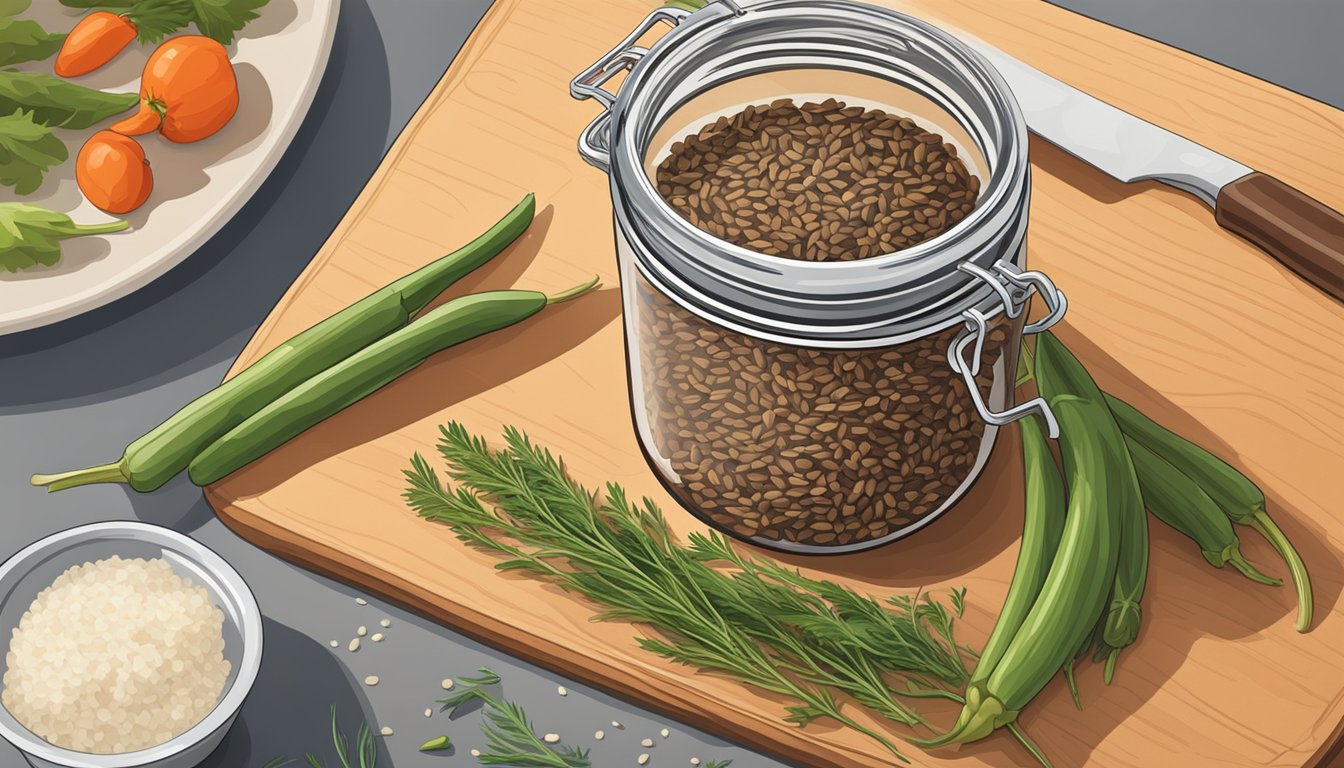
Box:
[656,97,980,261]
[642,98,1004,549]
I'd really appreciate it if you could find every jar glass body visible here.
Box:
[618,228,1023,553]
[581,0,1045,553]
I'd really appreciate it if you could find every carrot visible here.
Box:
[111,35,238,143]
[55,11,138,77]
[77,130,153,214]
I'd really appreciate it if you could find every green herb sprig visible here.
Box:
[440,668,591,768]
[0,18,64,67]
[261,705,376,768]
[403,423,977,761]
[0,110,66,194]
[58,0,270,45]
[0,71,138,129]
[0,203,127,272]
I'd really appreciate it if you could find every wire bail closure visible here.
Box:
[948,261,1068,437]
[570,7,692,171]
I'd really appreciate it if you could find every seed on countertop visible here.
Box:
[543,733,561,744]
[357,626,368,637]
[471,748,481,757]
[379,726,393,736]
[371,633,384,642]
[380,618,390,628]
[642,738,655,747]
[661,728,670,738]
[595,730,605,741]
[639,755,650,766]
[355,597,367,605]
[441,678,455,690]
[557,685,567,696]
[612,720,624,729]
[348,638,360,652]
[691,760,701,766]
[364,676,379,686]
[424,708,433,718]
[328,640,338,648]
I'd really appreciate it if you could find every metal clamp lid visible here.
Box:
[570,6,691,170]
[948,261,1068,437]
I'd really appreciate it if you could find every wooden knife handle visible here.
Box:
[1215,172,1344,302]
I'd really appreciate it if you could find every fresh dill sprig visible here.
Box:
[264,706,376,768]
[403,422,976,761]
[439,667,591,768]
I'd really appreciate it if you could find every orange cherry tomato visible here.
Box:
[76,130,153,214]
[111,36,239,144]
[55,11,138,78]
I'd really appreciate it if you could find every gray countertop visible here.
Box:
[1,1,1339,766]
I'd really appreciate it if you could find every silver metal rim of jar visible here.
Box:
[601,0,1033,348]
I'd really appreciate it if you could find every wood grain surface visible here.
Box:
[204,1,1344,765]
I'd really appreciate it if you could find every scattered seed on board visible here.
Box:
[364,676,379,686]
[357,625,368,637]
[441,678,455,690]
[379,727,393,737]
[471,749,481,757]
[638,755,650,766]
[424,708,433,718]
[543,733,561,744]
[371,633,384,642]
[641,738,655,748]
[380,619,390,628]
[594,730,605,741]
[612,720,624,729]
[660,728,670,738]
[328,640,338,648]
[557,685,567,696]
[691,759,701,766]
[355,598,367,605]
[348,638,360,652]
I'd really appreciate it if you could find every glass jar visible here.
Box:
[572,0,1066,554]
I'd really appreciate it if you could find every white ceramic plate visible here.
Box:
[0,0,339,335]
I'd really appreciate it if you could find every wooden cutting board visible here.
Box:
[204,1,1344,765]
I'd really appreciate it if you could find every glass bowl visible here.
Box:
[0,522,262,768]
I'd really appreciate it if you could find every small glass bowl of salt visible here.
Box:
[0,521,262,768]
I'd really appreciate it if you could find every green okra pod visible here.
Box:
[1107,394,1311,631]
[188,280,600,486]
[969,414,1067,690]
[1124,436,1279,585]
[32,194,536,493]
[917,332,1132,750]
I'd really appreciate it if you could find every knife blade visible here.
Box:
[962,37,1344,302]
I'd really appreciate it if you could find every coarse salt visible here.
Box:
[1,557,230,754]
